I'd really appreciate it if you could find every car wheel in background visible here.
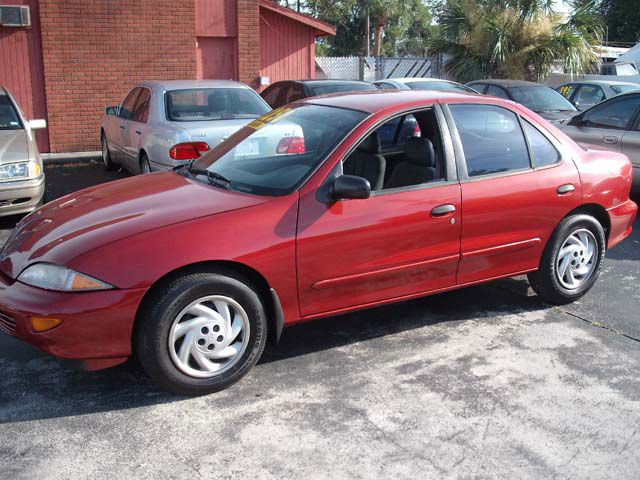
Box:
[528,214,606,305]
[136,271,268,396]
[140,153,151,175]
[101,134,117,171]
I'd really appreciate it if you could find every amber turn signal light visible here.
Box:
[31,317,62,333]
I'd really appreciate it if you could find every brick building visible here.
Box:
[0,0,334,153]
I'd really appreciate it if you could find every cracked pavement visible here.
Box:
[0,164,639,479]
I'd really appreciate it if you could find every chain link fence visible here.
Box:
[315,55,445,82]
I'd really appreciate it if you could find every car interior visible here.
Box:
[0,96,21,130]
[342,108,445,191]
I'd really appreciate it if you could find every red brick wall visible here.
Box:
[39,0,197,153]
[237,0,260,89]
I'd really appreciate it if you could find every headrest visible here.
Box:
[208,94,227,112]
[357,131,381,154]
[405,137,435,167]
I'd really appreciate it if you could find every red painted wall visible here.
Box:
[38,0,196,153]
[0,0,49,151]
[197,37,237,80]
[260,7,315,85]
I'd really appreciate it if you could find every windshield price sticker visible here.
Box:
[247,107,293,130]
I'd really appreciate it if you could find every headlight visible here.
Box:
[18,263,114,292]
[0,162,40,180]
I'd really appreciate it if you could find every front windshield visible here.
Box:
[510,86,577,112]
[611,84,640,94]
[309,83,376,96]
[166,88,270,122]
[0,95,22,130]
[192,105,367,196]
[407,80,476,93]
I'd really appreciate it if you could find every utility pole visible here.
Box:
[364,6,370,57]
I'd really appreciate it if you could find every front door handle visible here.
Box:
[603,135,619,144]
[119,125,125,130]
[135,129,142,135]
[557,184,575,195]
[431,204,456,217]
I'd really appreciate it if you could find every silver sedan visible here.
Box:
[556,80,640,111]
[0,87,46,217]
[100,80,271,174]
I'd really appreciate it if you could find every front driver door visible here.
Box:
[296,107,462,317]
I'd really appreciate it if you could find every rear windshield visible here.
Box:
[308,83,376,96]
[192,104,367,196]
[611,84,640,94]
[166,88,270,122]
[407,80,476,93]
[0,95,22,130]
[509,86,577,113]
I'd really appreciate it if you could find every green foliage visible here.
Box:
[598,0,640,43]
[430,0,604,82]
[282,0,435,56]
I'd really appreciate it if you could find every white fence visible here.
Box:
[315,56,444,82]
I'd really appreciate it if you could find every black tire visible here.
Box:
[528,214,606,305]
[101,134,117,171]
[136,271,268,396]
[140,153,151,175]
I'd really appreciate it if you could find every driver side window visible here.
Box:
[119,88,141,120]
[582,96,640,130]
[342,108,445,192]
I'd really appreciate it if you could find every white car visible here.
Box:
[374,77,479,93]
[0,87,46,217]
[100,80,271,175]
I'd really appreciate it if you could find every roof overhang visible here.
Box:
[259,0,335,37]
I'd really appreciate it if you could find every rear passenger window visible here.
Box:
[450,104,530,177]
[522,120,560,167]
[487,85,510,99]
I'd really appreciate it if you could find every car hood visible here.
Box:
[0,171,269,279]
[0,130,29,164]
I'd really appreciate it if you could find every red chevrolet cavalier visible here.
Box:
[0,91,636,395]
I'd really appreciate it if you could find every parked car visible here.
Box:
[374,77,478,93]
[556,80,640,111]
[559,91,640,192]
[467,79,577,123]
[0,87,46,217]
[0,90,636,395]
[101,80,271,175]
[261,79,419,147]
[260,79,376,109]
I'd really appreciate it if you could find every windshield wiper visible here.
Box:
[187,167,232,190]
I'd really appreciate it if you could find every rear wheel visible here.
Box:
[140,153,151,174]
[136,271,267,395]
[528,214,606,305]
[101,134,117,171]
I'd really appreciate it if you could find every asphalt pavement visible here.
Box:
[0,163,639,479]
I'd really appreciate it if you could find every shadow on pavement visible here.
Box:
[0,279,547,425]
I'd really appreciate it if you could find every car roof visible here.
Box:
[559,79,640,87]
[468,79,541,88]
[140,80,251,90]
[298,89,482,114]
[376,77,456,84]
[291,79,373,86]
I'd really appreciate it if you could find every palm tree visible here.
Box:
[430,0,604,82]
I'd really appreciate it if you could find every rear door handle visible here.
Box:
[431,204,456,217]
[135,129,142,135]
[557,184,575,195]
[603,135,619,144]
[119,125,125,130]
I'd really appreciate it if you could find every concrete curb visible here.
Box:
[42,151,101,165]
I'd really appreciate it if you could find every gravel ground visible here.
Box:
[0,163,639,479]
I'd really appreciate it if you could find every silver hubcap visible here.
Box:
[168,296,250,378]
[142,159,150,174]
[102,138,109,165]
[556,228,599,289]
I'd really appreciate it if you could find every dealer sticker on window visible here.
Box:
[246,107,293,130]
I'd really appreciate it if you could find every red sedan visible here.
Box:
[0,91,636,395]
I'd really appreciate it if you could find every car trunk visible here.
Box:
[172,119,255,150]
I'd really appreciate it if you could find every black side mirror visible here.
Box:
[105,106,118,116]
[569,113,584,126]
[330,175,371,200]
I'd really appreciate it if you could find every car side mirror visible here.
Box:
[28,119,47,130]
[330,175,371,200]
[569,114,585,127]
[105,106,119,116]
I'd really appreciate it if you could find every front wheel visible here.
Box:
[528,214,606,305]
[101,134,117,171]
[136,271,267,395]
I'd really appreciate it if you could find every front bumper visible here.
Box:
[607,199,638,249]
[0,175,45,217]
[0,271,147,370]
